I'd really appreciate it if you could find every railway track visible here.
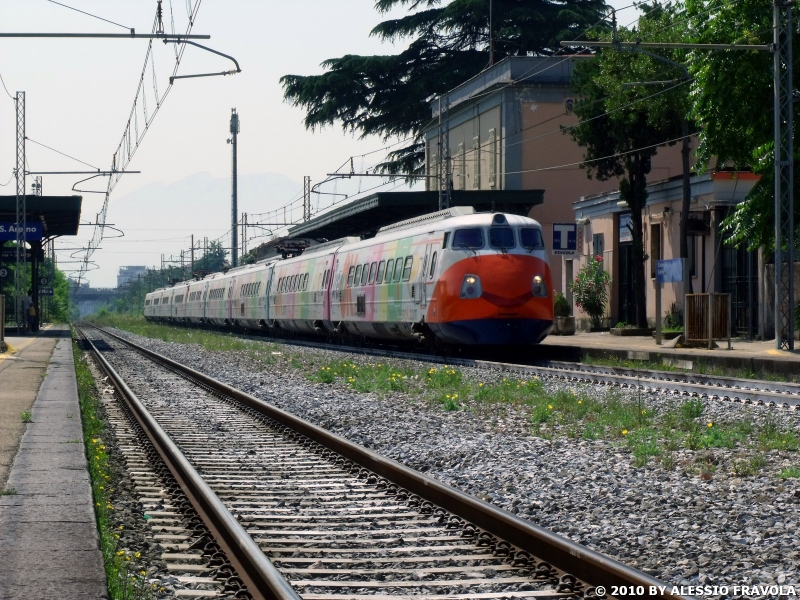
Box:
[77,324,691,600]
[166,324,800,409]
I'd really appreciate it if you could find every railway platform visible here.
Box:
[0,325,107,599]
[542,330,800,375]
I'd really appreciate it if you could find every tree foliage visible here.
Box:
[686,0,799,250]
[568,3,691,327]
[281,0,606,174]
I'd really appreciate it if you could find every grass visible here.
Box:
[73,338,160,600]
[20,410,32,423]
[86,313,277,354]
[778,466,800,479]
[0,488,17,496]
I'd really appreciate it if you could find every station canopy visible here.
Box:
[0,195,82,239]
[286,190,544,241]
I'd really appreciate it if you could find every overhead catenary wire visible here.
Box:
[0,73,14,100]
[44,0,133,31]
[25,136,101,170]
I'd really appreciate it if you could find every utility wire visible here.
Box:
[44,0,132,31]
[0,73,13,99]
[26,136,100,170]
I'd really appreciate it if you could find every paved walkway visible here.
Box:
[543,330,800,372]
[0,327,107,599]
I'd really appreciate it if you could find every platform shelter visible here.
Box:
[0,195,82,331]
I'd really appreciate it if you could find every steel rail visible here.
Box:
[193,328,800,408]
[77,327,300,600]
[89,324,695,600]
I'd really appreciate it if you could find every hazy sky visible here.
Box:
[0,0,636,287]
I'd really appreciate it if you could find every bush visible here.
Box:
[569,255,611,329]
[554,292,570,318]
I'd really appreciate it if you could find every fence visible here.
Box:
[685,293,731,349]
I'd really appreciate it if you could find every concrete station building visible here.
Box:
[421,56,770,338]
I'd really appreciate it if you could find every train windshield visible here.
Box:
[453,228,484,249]
[520,227,545,250]
[489,227,515,249]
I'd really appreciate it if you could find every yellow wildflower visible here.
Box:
[622,429,628,435]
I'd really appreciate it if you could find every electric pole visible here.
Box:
[14,92,26,332]
[303,176,311,222]
[228,108,240,267]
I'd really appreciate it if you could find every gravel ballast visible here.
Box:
[107,328,800,598]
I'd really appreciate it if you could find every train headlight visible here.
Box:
[460,274,482,299]
[532,274,548,297]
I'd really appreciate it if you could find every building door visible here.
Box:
[617,242,636,325]
[721,245,758,336]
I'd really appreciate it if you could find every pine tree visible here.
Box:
[281,0,606,174]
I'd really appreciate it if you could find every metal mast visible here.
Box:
[14,92,26,332]
[774,0,794,350]
[303,176,311,222]
[229,108,239,267]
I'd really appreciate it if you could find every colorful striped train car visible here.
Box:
[144,207,554,345]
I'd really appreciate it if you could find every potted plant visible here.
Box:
[569,255,611,331]
[553,292,575,335]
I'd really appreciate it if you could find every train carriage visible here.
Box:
[143,207,553,345]
[185,278,208,324]
[171,281,192,322]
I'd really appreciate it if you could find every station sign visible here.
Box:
[0,222,43,242]
[38,288,54,296]
[552,223,577,256]
[619,213,633,243]
[657,258,684,283]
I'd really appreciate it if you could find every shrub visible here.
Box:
[554,292,570,318]
[569,255,611,329]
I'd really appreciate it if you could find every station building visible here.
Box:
[420,55,687,308]
[572,171,760,334]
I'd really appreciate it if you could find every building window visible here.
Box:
[472,135,480,189]
[592,233,604,259]
[488,128,497,189]
[650,223,662,278]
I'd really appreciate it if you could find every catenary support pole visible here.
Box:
[230,109,240,268]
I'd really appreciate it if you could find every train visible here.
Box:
[144,206,554,345]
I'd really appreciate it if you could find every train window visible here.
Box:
[443,232,451,248]
[393,258,404,282]
[453,228,484,249]
[402,256,413,281]
[376,260,386,284]
[429,252,437,279]
[490,227,515,249]
[354,265,363,287]
[384,259,393,283]
[145,300,150,306]
[347,266,355,287]
[367,262,377,284]
[360,263,369,286]
[520,227,545,250]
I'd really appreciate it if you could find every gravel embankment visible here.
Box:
[109,329,800,597]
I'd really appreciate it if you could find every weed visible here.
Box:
[626,427,661,467]
[311,360,413,394]
[20,410,32,423]
[72,338,158,599]
[732,454,766,477]
[756,418,800,451]
[660,452,676,471]
[679,399,704,420]
[0,488,17,496]
[67,413,73,419]
[778,466,800,479]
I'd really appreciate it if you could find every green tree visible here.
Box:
[686,0,799,250]
[281,0,607,174]
[193,241,228,274]
[568,4,690,327]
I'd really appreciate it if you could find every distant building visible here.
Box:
[117,266,147,288]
